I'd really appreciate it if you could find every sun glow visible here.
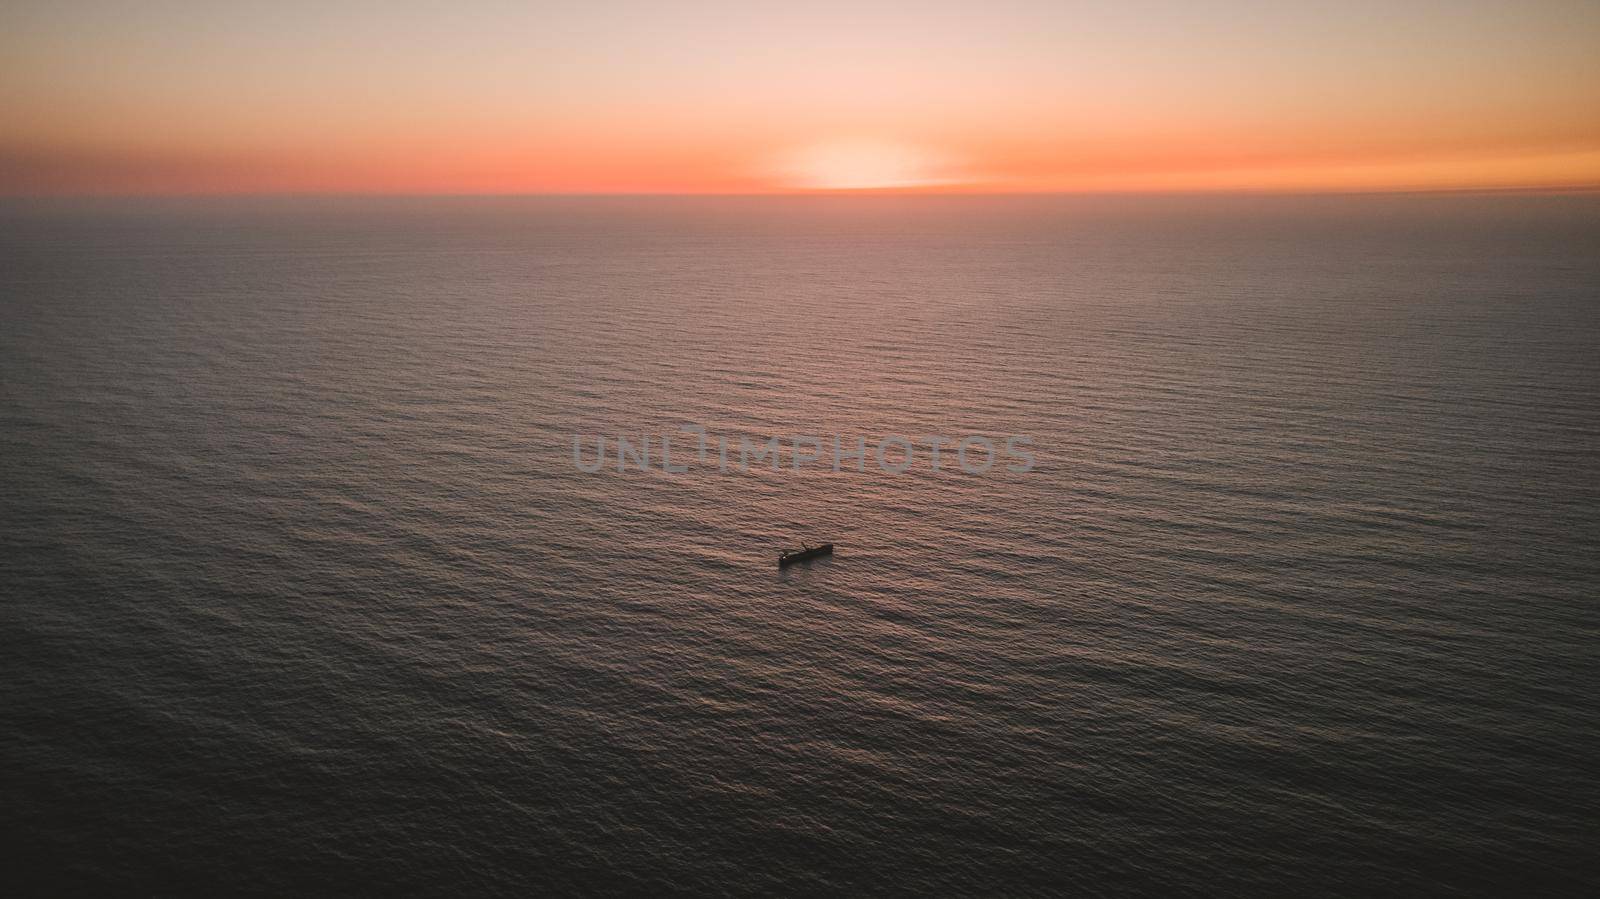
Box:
[774,139,959,190]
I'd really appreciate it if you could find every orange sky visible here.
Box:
[3,1,1599,194]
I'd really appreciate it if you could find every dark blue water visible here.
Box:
[3,195,1598,895]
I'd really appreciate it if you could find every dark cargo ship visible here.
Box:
[778,543,833,568]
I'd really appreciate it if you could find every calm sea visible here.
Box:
[2,195,1598,895]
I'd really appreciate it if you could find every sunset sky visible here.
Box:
[3,0,1599,194]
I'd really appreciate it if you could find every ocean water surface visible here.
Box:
[2,194,1598,895]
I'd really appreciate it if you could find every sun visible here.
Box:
[774,139,956,190]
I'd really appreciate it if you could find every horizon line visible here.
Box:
[5,184,1600,202]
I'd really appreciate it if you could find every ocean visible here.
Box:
[2,194,1598,895]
